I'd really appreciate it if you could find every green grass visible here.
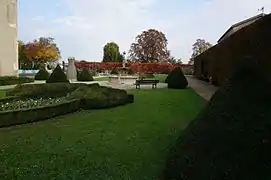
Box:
[0,90,6,98]
[0,88,205,179]
[154,74,167,82]
[94,76,110,81]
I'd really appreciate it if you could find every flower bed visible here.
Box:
[0,83,134,128]
[0,97,67,112]
[0,99,81,128]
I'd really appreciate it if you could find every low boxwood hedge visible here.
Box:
[1,83,134,128]
[67,84,133,109]
[77,69,94,82]
[6,83,91,98]
[0,99,80,128]
[0,76,34,86]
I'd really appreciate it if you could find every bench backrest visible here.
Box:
[136,79,159,84]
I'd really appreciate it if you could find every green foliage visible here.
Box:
[167,67,188,89]
[77,69,94,82]
[102,42,121,62]
[7,83,87,98]
[111,68,119,75]
[46,65,69,83]
[0,97,67,112]
[67,84,133,109]
[164,57,271,179]
[34,68,50,80]
[0,100,80,128]
[0,76,34,86]
[0,88,205,179]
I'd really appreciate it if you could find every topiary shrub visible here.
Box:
[163,57,271,180]
[111,68,119,75]
[34,68,50,80]
[66,84,134,109]
[167,67,188,89]
[46,65,69,83]
[77,69,94,82]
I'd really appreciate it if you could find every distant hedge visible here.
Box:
[194,14,271,85]
[6,83,87,98]
[0,76,34,86]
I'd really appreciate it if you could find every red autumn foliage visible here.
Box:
[73,62,192,74]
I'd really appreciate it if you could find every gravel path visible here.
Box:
[186,76,218,101]
[0,76,218,101]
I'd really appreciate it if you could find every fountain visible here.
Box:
[109,58,138,85]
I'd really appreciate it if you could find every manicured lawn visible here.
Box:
[94,76,110,81]
[0,88,205,179]
[0,90,5,98]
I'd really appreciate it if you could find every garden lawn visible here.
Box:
[0,88,205,180]
[94,76,110,81]
[0,90,5,98]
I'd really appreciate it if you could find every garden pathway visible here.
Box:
[186,76,218,101]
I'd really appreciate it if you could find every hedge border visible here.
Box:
[0,99,81,128]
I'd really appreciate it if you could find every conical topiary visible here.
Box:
[46,64,69,83]
[167,67,188,89]
[163,57,271,180]
[77,69,94,82]
[34,68,50,80]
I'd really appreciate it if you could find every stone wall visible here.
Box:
[0,0,18,76]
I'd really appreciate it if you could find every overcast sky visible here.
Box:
[18,0,271,63]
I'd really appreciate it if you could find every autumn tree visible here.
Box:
[129,29,170,63]
[189,39,212,64]
[18,40,28,69]
[102,42,122,62]
[23,37,61,69]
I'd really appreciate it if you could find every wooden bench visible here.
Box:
[135,79,159,89]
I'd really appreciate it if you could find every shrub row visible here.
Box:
[6,83,87,98]
[0,76,34,86]
[34,68,50,80]
[1,83,134,128]
[0,99,81,128]
[34,66,94,82]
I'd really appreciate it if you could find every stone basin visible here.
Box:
[109,75,138,85]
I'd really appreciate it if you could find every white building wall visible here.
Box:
[0,0,18,76]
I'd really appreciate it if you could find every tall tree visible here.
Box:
[190,39,212,64]
[23,37,61,68]
[18,40,28,69]
[128,29,170,63]
[102,42,121,62]
[169,57,183,64]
